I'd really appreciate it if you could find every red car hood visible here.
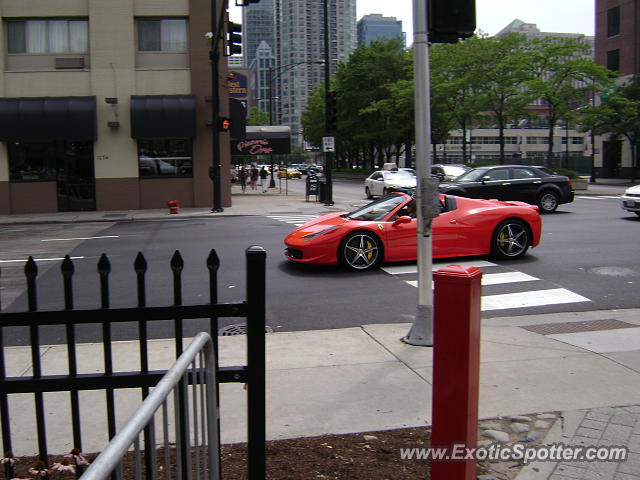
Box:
[289,212,349,235]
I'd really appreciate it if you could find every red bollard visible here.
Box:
[430,265,482,480]
[166,200,180,214]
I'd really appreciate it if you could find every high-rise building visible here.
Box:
[242,0,275,70]
[248,41,276,115]
[357,13,404,46]
[275,0,357,149]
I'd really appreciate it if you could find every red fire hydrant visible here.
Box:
[167,200,180,214]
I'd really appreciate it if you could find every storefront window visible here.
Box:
[8,142,57,181]
[138,139,193,177]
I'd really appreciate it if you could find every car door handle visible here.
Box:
[449,219,457,224]
[503,183,511,185]
[533,181,542,184]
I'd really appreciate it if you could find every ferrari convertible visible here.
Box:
[284,192,542,271]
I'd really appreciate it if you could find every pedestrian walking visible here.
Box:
[238,166,248,193]
[250,165,259,190]
[259,167,269,192]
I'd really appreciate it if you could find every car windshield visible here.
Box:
[455,168,490,182]
[443,165,469,178]
[346,194,406,221]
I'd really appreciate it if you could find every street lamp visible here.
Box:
[267,60,324,187]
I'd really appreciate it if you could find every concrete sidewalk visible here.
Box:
[5,309,640,479]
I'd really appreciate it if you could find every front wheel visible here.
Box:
[365,187,373,199]
[339,231,382,271]
[537,190,559,213]
[490,220,531,259]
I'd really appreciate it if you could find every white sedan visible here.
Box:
[621,184,640,216]
[364,170,417,199]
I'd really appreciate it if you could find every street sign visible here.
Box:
[322,136,335,152]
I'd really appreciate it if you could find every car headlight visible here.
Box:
[302,225,340,241]
[389,185,398,189]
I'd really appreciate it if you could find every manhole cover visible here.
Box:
[522,319,636,336]
[218,323,273,336]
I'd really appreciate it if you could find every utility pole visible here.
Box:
[403,0,438,346]
[210,0,225,213]
[323,0,334,206]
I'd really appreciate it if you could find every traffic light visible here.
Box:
[428,0,476,44]
[225,21,242,56]
[218,117,231,132]
[325,90,337,133]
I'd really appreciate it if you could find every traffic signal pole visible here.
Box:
[403,0,439,346]
[322,0,334,206]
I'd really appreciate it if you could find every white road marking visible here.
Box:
[41,235,120,242]
[0,256,85,264]
[405,271,538,288]
[481,288,591,311]
[576,195,621,200]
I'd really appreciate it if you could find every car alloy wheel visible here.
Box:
[538,191,559,213]
[339,231,382,271]
[491,220,530,259]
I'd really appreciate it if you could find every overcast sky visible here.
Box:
[229,0,595,40]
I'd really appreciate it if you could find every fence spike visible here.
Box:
[97,253,111,275]
[206,249,220,271]
[61,255,75,277]
[171,250,184,272]
[134,252,148,273]
[25,256,38,278]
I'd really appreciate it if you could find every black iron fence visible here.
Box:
[0,246,266,479]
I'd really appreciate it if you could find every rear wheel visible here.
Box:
[339,231,382,271]
[490,219,531,259]
[537,190,559,213]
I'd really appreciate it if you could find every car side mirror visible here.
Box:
[481,176,491,183]
[393,216,412,227]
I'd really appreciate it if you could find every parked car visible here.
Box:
[364,170,417,198]
[438,165,574,213]
[284,192,541,271]
[431,164,470,182]
[621,184,640,216]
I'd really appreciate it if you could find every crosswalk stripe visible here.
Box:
[405,271,538,288]
[481,288,591,311]
[382,260,497,275]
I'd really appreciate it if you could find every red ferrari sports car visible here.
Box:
[284,192,542,271]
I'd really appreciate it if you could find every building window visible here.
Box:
[138,139,193,177]
[137,19,187,52]
[607,6,620,37]
[607,49,620,72]
[6,19,88,53]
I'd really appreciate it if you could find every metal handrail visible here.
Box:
[81,332,220,480]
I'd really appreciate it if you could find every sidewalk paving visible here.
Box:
[2,178,639,479]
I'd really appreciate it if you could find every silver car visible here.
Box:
[621,184,640,216]
[364,170,416,198]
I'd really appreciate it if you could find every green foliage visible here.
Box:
[300,34,616,168]
[247,107,270,126]
[555,168,581,179]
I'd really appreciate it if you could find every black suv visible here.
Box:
[438,165,574,213]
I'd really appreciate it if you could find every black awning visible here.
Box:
[0,96,97,142]
[130,95,196,139]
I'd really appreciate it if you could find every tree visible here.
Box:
[527,36,612,166]
[581,76,640,181]
[430,38,486,163]
[475,34,535,164]
[246,107,270,126]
